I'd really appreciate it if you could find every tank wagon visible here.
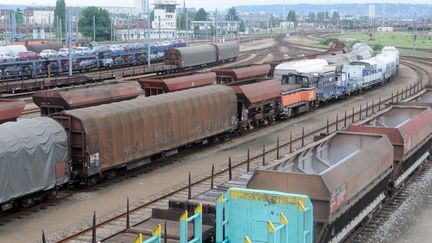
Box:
[248,132,394,242]
[211,64,271,84]
[138,72,216,96]
[0,99,25,123]
[164,42,239,69]
[32,82,142,116]
[52,85,237,183]
[0,117,69,211]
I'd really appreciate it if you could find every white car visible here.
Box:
[40,49,59,59]
[75,47,93,56]
[0,53,17,62]
[58,48,71,57]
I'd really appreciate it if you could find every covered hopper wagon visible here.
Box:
[32,82,142,116]
[52,85,237,183]
[248,132,394,243]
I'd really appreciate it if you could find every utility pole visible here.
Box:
[205,15,208,42]
[12,10,16,45]
[158,16,161,42]
[215,8,217,42]
[76,14,79,45]
[68,13,73,76]
[48,13,51,41]
[93,15,96,42]
[57,16,59,42]
[59,18,62,43]
[127,15,130,44]
[146,0,151,67]
[184,0,189,46]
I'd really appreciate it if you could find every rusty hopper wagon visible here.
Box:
[347,105,432,187]
[248,132,394,243]
[211,64,271,84]
[138,72,216,96]
[0,99,26,123]
[52,85,237,183]
[32,82,142,116]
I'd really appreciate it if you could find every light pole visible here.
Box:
[93,15,96,42]
[68,13,73,76]
[146,0,151,67]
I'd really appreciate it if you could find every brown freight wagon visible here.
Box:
[0,99,26,123]
[32,82,142,116]
[248,132,394,243]
[211,64,271,84]
[52,85,238,182]
[138,72,216,96]
[347,105,432,187]
[230,79,281,130]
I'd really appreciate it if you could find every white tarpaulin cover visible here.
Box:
[0,117,68,204]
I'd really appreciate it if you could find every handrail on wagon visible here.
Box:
[180,203,203,243]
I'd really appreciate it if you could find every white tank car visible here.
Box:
[381,46,400,65]
[351,43,374,60]
[375,52,399,80]
[274,59,329,81]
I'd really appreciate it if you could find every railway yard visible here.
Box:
[1,30,432,243]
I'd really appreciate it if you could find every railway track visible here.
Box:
[0,39,315,226]
[51,60,427,242]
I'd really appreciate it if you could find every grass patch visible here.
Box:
[319,37,339,46]
[334,31,432,49]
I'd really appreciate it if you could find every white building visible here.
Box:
[24,7,54,25]
[152,0,177,30]
[117,28,191,41]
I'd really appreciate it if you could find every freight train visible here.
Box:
[101,89,432,243]
[0,44,398,212]
[0,41,238,80]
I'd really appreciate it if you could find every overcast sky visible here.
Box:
[2,0,432,10]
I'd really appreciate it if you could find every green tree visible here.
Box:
[54,0,66,33]
[239,19,245,32]
[287,10,297,28]
[194,8,207,21]
[308,11,315,23]
[178,11,195,30]
[78,7,111,41]
[225,7,239,21]
[331,11,340,25]
[15,8,24,24]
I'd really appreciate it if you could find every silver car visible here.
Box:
[40,49,59,59]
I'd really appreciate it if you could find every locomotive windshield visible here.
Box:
[281,74,309,87]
